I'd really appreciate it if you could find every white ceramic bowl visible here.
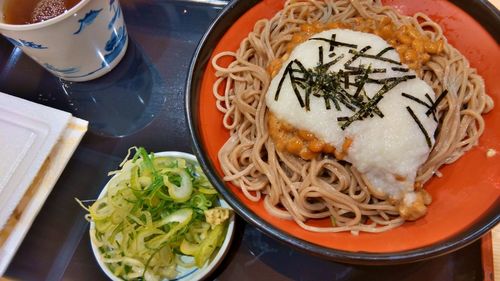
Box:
[90,151,235,281]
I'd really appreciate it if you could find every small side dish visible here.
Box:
[78,148,234,281]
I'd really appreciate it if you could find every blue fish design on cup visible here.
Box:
[103,26,127,66]
[3,36,48,49]
[19,39,48,49]
[108,4,121,30]
[73,9,103,35]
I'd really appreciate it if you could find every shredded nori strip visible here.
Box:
[426,89,448,116]
[367,68,387,73]
[342,68,363,75]
[407,106,432,148]
[321,54,345,69]
[424,93,433,104]
[329,34,336,52]
[434,114,445,138]
[365,75,416,84]
[353,66,371,98]
[349,49,402,65]
[345,67,386,74]
[324,95,331,110]
[293,59,308,73]
[290,75,305,108]
[402,92,438,121]
[424,93,437,122]
[274,62,292,101]
[336,93,357,111]
[305,86,312,111]
[401,93,431,108]
[392,67,409,72]
[318,46,324,66]
[376,46,394,57]
[344,46,371,69]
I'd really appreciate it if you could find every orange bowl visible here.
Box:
[186,0,500,264]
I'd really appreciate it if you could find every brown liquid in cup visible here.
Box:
[2,0,81,25]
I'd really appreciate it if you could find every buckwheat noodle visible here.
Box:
[212,0,493,233]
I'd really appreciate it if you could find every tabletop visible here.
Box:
[0,0,487,280]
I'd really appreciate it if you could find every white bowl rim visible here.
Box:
[89,151,236,281]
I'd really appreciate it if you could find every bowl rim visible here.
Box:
[185,0,500,265]
[89,151,236,280]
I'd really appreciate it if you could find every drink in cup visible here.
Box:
[0,0,128,82]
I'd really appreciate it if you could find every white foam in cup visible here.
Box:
[0,0,128,82]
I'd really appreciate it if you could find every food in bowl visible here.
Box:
[78,148,233,280]
[212,0,493,234]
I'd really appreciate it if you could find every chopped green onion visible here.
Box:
[77,147,232,281]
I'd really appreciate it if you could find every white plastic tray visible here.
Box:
[0,93,71,231]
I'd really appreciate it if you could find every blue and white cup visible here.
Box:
[0,0,128,82]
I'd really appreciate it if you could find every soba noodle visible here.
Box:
[212,0,494,233]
